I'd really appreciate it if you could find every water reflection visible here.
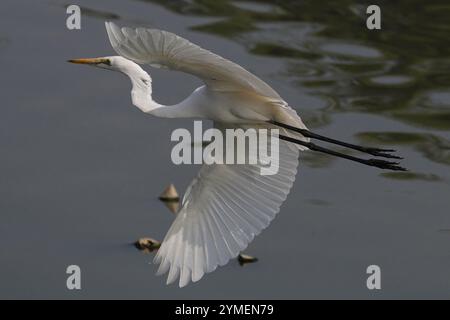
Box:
[0,36,10,52]
[380,172,442,182]
[77,6,121,20]
[357,132,450,166]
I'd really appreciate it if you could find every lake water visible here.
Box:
[1,0,449,299]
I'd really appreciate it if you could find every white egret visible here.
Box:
[68,22,405,287]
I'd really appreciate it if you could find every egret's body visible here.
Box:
[69,22,405,287]
[146,84,276,123]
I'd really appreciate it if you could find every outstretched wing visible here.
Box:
[105,22,282,100]
[154,123,299,287]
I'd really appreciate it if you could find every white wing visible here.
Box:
[105,22,282,100]
[105,22,311,146]
[154,123,299,287]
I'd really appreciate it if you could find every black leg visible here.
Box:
[269,120,402,159]
[278,134,407,171]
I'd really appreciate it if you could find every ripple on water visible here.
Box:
[380,172,443,182]
[367,75,414,86]
[250,43,322,60]
[424,91,450,108]
[357,132,450,167]
[320,43,382,59]
[391,90,450,130]
[232,1,284,14]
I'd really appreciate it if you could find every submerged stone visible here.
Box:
[134,238,161,253]
[159,183,180,202]
[238,253,258,266]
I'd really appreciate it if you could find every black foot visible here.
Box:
[364,147,403,160]
[365,159,407,171]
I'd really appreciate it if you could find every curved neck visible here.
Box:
[121,62,197,119]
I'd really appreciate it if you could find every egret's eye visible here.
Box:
[99,59,111,66]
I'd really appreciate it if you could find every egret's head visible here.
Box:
[67,56,114,70]
[68,55,153,112]
[67,56,139,73]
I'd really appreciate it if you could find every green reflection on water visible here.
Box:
[192,15,257,37]
[301,151,336,169]
[250,42,321,60]
[63,4,121,20]
[357,132,450,166]
[380,172,442,182]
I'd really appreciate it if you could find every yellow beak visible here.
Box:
[67,58,106,65]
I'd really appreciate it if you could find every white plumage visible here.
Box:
[105,22,282,100]
[154,124,299,287]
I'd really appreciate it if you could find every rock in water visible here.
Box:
[134,237,161,253]
[159,183,180,202]
[238,253,258,266]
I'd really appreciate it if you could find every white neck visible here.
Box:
[116,58,197,119]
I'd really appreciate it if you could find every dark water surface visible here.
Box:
[1,0,449,298]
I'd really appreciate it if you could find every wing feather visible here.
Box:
[105,22,281,100]
[153,123,299,287]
